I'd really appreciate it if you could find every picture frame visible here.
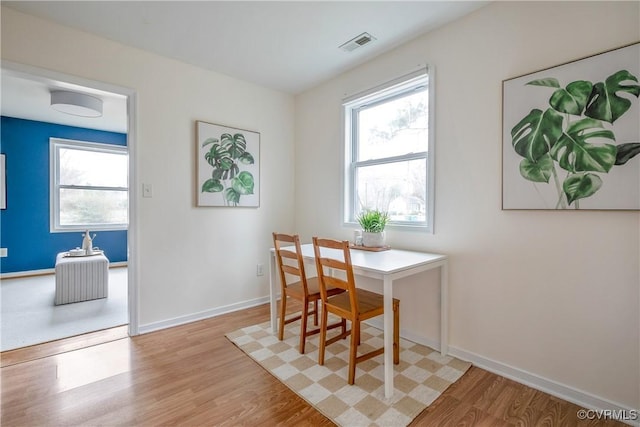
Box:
[502,42,640,210]
[1,154,6,210]
[196,121,260,207]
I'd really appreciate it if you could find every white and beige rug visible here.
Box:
[226,318,471,427]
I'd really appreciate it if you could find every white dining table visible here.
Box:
[269,243,449,398]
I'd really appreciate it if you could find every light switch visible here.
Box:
[0,248,7,257]
[143,183,153,198]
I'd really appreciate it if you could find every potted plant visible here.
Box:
[357,209,389,247]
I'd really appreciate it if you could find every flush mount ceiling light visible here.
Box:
[50,90,103,117]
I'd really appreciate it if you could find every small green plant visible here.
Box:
[511,69,640,208]
[357,209,389,233]
[201,133,255,206]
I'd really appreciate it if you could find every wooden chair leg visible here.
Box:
[393,300,400,365]
[299,299,309,354]
[318,309,328,365]
[348,320,359,385]
[313,299,319,326]
[278,295,287,341]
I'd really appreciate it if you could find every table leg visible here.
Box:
[269,251,278,334]
[440,260,449,356]
[383,276,394,399]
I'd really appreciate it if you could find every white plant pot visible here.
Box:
[362,231,385,247]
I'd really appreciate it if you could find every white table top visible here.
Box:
[286,243,447,275]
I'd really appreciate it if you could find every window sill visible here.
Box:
[344,221,432,234]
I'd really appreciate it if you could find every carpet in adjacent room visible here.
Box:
[1,268,128,351]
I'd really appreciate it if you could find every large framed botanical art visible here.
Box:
[502,42,639,210]
[196,121,260,207]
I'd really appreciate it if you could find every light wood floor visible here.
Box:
[1,303,624,426]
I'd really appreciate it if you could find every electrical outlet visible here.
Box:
[0,248,7,257]
[256,263,264,276]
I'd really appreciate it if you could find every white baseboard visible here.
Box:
[360,321,638,426]
[448,346,640,427]
[137,295,271,334]
[110,261,128,268]
[363,317,441,351]
[1,262,128,279]
[1,268,55,278]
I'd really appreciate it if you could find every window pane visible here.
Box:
[358,90,428,162]
[355,159,426,223]
[59,188,128,226]
[60,147,128,187]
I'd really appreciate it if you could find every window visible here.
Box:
[50,138,128,232]
[343,68,434,231]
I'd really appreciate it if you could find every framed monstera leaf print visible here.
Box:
[196,121,260,207]
[502,42,639,210]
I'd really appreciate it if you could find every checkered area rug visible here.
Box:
[226,318,471,427]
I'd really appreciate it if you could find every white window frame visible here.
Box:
[50,137,128,232]
[342,67,435,232]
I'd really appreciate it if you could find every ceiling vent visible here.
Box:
[339,32,376,52]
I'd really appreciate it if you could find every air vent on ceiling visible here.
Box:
[339,32,377,52]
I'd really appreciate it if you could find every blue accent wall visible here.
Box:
[0,116,128,273]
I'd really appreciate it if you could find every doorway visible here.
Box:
[0,61,138,349]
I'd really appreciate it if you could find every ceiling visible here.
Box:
[1,69,129,133]
[1,1,488,132]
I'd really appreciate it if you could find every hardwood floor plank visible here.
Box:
[0,324,129,367]
[1,303,627,427]
[505,387,540,426]
[473,374,509,412]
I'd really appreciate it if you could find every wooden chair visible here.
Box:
[272,233,346,354]
[312,236,400,385]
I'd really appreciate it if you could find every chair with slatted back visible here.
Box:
[312,236,400,385]
[272,233,346,354]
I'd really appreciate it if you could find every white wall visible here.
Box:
[295,1,639,410]
[1,7,296,325]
